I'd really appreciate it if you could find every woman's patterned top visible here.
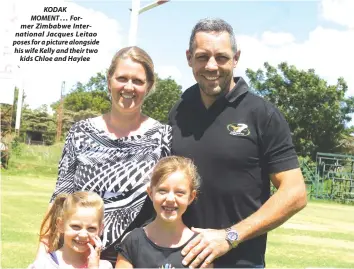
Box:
[51,118,171,250]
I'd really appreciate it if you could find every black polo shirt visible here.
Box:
[168,77,299,268]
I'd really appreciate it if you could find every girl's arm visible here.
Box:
[115,254,133,269]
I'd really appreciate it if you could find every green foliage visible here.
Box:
[1,103,13,135]
[299,156,317,181]
[21,105,55,133]
[142,76,182,123]
[246,62,354,159]
[20,105,56,145]
[51,72,110,114]
[52,90,111,114]
[1,88,27,137]
[85,72,107,92]
[9,136,23,157]
[63,90,110,113]
[42,132,56,145]
[337,132,354,155]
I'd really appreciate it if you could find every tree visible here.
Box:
[64,72,110,113]
[21,105,56,145]
[61,90,110,114]
[85,72,107,92]
[51,72,111,114]
[246,62,354,158]
[143,76,182,123]
[337,126,354,155]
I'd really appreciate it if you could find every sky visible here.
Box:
[0,0,354,118]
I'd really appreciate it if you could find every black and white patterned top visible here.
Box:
[51,118,171,250]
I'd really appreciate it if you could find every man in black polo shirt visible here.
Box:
[168,18,307,268]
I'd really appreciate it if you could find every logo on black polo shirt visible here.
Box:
[227,123,250,136]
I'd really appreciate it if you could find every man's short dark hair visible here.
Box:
[189,18,237,53]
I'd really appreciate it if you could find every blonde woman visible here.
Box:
[37,46,171,265]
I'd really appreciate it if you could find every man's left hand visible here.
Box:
[181,228,230,268]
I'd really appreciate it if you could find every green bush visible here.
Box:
[10,136,24,157]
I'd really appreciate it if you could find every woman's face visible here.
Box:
[108,58,150,114]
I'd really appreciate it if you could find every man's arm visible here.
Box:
[181,167,307,268]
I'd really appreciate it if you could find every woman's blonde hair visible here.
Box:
[107,46,155,94]
[39,191,104,252]
[150,156,200,196]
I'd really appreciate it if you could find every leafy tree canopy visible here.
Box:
[246,62,354,158]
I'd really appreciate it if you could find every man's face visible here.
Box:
[187,31,238,105]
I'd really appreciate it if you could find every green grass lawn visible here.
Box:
[2,174,354,268]
[4,143,63,177]
[266,202,354,268]
[1,175,57,268]
[1,144,354,268]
